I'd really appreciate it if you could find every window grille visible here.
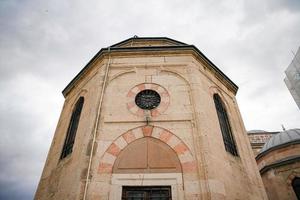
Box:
[60,97,84,159]
[135,89,161,110]
[122,186,172,200]
[213,94,238,156]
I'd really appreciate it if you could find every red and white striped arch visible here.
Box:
[126,83,170,117]
[98,125,197,174]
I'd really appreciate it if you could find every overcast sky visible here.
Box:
[0,0,299,199]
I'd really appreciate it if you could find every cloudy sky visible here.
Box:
[0,0,299,199]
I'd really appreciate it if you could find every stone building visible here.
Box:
[247,130,279,156]
[35,37,268,199]
[256,129,300,200]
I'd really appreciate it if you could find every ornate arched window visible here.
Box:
[60,97,84,159]
[292,177,300,199]
[213,94,238,156]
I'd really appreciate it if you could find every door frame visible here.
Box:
[109,173,183,200]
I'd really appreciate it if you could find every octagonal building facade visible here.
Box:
[35,37,268,200]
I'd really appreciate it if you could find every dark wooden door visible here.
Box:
[122,186,172,200]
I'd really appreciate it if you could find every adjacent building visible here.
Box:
[247,130,279,156]
[256,129,300,200]
[35,37,268,200]
[284,47,300,109]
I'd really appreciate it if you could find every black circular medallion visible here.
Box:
[135,90,161,110]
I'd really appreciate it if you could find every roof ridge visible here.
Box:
[110,36,188,48]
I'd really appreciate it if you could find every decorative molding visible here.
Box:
[259,155,300,175]
[109,173,184,200]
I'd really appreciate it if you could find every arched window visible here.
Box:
[213,94,238,156]
[60,97,84,159]
[292,177,300,199]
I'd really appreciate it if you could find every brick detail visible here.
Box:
[161,91,169,97]
[178,151,194,163]
[98,163,113,173]
[132,128,144,139]
[158,101,168,110]
[127,101,135,109]
[136,109,144,116]
[142,126,153,137]
[126,90,136,98]
[167,135,181,148]
[151,84,159,90]
[138,84,145,91]
[174,142,189,155]
[106,143,121,156]
[182,161,197,173]
[145,83,152,89]
[102,152,116,164]
[151,109,160,117]
[122,131,136,144]
[159,130,173,143]
[114,136,127,150]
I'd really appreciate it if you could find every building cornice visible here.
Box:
[62,44,239,97]
[110,37,188,47]
[247,131,279,135]
[259,155,300,175]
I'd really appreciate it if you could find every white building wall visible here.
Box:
[285,47,300,109]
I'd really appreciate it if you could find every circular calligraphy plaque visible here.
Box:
[135,90,161,110]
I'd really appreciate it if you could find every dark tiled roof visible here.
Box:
[259,129,300,154]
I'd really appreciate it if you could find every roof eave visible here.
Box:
[62,45,239,97]
[259,155,300,175]
[256,140,300,160]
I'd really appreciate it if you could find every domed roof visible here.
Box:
[260,129,300,154]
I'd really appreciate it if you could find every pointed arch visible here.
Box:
[113,137,182,173]
[209,86,232,111]
[98,126,197,174]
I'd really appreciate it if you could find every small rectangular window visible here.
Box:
[122,186,172,200]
